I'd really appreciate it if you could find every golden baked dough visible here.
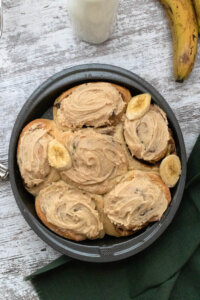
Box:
[104,171,171,237]
[53,82,131,131]
[124,105,170,163]
[17,119,60,196]
[60,129,128,194]
[35,181,104,241]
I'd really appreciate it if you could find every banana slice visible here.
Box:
[48,139,72,171]
[126,94,151,121]
[160,155,181,188]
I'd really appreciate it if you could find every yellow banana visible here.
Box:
[193,0,200,33]
[160,154,181,187]
[126,94,151,121]
[159,0,198,82]
[48,139,72,171]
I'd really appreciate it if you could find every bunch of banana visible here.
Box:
[159,0,198,82]
[193,0,200,33]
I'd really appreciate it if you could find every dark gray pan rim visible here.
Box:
[8,64,187,263]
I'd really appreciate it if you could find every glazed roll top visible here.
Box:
[17,120,54,188]
[55,82,126,129]
[36,181,104,240]
[60,129,127,193]
[104,171,171,231]
[124,105,170,162]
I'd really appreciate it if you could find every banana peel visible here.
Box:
[159,0,198,82]
[193,0,200,33]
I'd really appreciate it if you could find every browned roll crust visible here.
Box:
[111,83,132,104]
[35,181,105,241]
[166,129,176,156]
[146,173,171,204]
[53,82,131,131]
[103,171,171,237]
[103,214,134,238]
[17,119,61,196]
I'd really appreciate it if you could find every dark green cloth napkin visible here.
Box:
[26,136,200,300]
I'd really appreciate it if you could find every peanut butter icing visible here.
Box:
[56,82,126,129]
[104,171,169,231]
[124,105,170,162]
[17,124,53,188]
[38,181,104,239]
[61,129,128,194]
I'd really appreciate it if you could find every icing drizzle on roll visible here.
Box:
[56,82,125,129]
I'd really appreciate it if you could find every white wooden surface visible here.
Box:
[0,0,200,299]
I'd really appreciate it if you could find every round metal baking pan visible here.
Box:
[8,64,187,262]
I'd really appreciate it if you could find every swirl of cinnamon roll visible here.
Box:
[124,105,170,163]
[104,171,171,235]
[17,119,60,195]
[54,82,130,130]
[60,129,128,194]
[35,181,104,241]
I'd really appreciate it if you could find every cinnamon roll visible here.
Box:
[114,123,160,175]
[124,105,170,163]
[35,181,104,241]
[104,171,171,237]
[53,82,131,131]
[17,119,60,196]
[60,129,128,194]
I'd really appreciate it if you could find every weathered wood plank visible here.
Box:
[0,0,200,299]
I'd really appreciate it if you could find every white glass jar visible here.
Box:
[68,0,119,44]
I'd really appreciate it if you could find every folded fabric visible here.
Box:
[26,136,200,300]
